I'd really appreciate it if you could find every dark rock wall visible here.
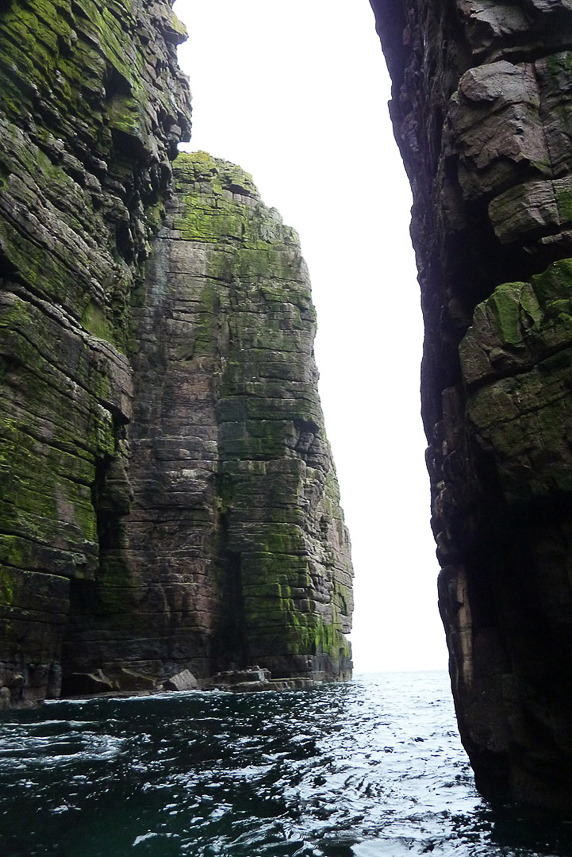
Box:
[372,0,572,810]
[0,2,352,705]
[0,0,191,705]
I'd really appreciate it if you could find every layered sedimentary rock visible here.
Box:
[64,151,353,687]
[372,0,572,810]
[0,1,352,706]
[0,0,191,704]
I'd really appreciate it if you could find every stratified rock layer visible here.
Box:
[0,0,191,704]
[0,2,353,703]
[372,0,572,810]
[64,152,353,685]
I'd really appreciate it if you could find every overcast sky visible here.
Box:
[173,0,448,673]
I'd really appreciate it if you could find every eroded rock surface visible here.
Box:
[62,152,354,686]
[0,2,353,705]
[372,0,572,810]
[0,0,190,706]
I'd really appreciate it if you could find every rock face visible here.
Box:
[0,2,352,705]
[63,151,353,687]
[372,0,572,810]
[0,0,191,705]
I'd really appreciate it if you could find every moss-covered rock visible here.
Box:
[0,5,352,700]
[460,260,572,505]
[0,0,190,706]
[71,152,353,684]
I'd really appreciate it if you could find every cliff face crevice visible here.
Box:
[0,2,352,706]
[372,0,572,810]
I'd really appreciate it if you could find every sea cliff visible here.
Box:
[0,0,352,706]
[372,0,572,811]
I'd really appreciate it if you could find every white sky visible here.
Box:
[174,0,448,673]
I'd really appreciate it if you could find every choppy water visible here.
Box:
[1,671,572,857]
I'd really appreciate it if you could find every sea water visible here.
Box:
[1,671,572,857]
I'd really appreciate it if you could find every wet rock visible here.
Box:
[65,670,114,696]
[7,673,24,690]
[211,667,272,688]
[115,669,157,693]
[208,666,316,693]
[163,669,198,692]
[0,687,10,711]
